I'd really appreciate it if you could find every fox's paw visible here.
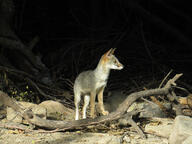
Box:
[90,112,96,119]
[102,110,109,115]
[90,114,96,119]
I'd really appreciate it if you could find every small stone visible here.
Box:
[123,135,131,143]
[110,124,116,129]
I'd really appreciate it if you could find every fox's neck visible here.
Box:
[94,59,110,81]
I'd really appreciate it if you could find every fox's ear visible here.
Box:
[104,48,116,57]
[111,48,116,55]
[104,48,112,57]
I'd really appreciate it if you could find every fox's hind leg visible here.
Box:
[82,95,90,119]
[74,91,81,120]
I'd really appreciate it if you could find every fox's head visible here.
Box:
[101,48,124,70]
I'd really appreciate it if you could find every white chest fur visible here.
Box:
[95,79,107,90]
[94,62,110,90]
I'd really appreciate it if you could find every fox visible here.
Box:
[74,48,124,120]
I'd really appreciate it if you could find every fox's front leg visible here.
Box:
[98,87,109,115]
[90,91,96,118]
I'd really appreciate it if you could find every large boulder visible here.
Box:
[145,117,173,138]
[7,101,46,123]
[169,115,192,144]
[39,100,75,120]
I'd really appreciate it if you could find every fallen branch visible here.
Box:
[0,122,33,132]
[0,86,170,130]
[118,110,146,138]
[0,74,182,131]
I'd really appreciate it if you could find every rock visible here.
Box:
[20,101,46,119]
[7,101,46,123]
[183,136,192,144]
[139,102,168,118]
[145,117,173,138]
[7,107,22,123]
[128,101,171,118]
[169,115,192,144]
[123,135,131,143]
[118,118,130,126]
[39,100,75,120]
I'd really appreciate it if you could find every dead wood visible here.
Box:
[143,87,168,114]
[179,94,192,108]
[143,71,174,115]
[118,110,146,139]
[165,73,183,102]
[0,74,182,132]
[0,121,33,132]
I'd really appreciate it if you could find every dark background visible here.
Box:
[10,0,192,91]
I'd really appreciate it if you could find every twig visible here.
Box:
[159,69,173,88]
[164,73,183,88]
[0,66,35,80]
[141,97,158,106]
[26,78,72,105]
[127,117,146,139]
[26,78,57,100]
[35,128,60,133]
[28,36,40,50]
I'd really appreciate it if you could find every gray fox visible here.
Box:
[74,48,124,120]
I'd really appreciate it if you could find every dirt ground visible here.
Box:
[0,126,169,144]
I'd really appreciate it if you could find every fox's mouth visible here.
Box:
[117,64,124,70]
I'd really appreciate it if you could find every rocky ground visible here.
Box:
[0,127,169,144]
[0,99,170,144]
[1,115,190,144]
[0,93,192,144]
